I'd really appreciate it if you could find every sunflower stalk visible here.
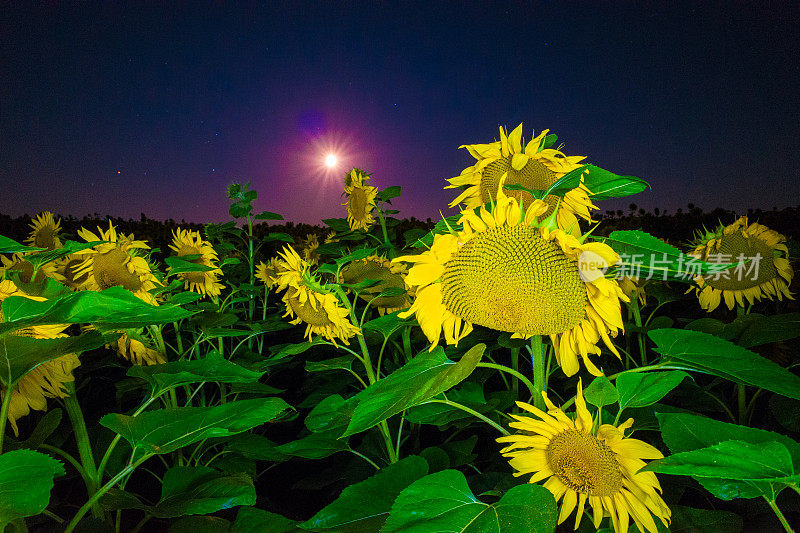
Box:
[529,335,546,410]
[476,362,536,401]
[0,384,12,455]
[629,299,648,365]
[764,497,794,533]
[63,382,102,517]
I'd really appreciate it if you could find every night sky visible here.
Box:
[2,2,799,225]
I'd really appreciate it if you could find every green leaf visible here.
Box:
[770,395,800,432]
[405,382,488,426]
[152,466,255,518]
[0,449,65,525]
[0,286,196,334]
[305,395,357,434]
[668,505,743,533]
[165,255,218,273]
[24,408,63,449]
[0,330,107,386]
[583,375,618,409]
[542,133,557,149]
[300,456,428,532]
[604,231,731,281]
[377,186,401,202]
[656,412,800,499]
[254,211,284,221]
[235,507,299,533]
[305,356,354,373]
[24,240,104,269]
[617,371,689,410]
[276,431,349,459]
[735,313,800,348]
[0,234,41,254]
[322,218,352,233]
[224,434,289,462]
[169,516,232,533]
[127,351,264,396]
[649,328,800,400]
[382,469,556,533]
[581,164,650,200]
[643,440,798,482]
[361,311,408,341]
[100,398,291,459]
[342,344,485,437]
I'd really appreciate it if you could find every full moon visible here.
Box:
[325,154,337,167]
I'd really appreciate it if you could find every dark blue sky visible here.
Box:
[2,2,798,224]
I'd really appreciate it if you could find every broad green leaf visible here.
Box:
[100,398,291,458]
[583,375,618,409]
[169,516,232,533]
[0,286,196,334]
[377,186,401,202]
[322,218,352,233]
[617,371,689,410]
[235,507,299,533]
[582,164,649,200]
[643,440,798,482]
[152,466,255,518]
[24,240,104,269]
[164,255,218,273]
[342,344,485,437]
[336,247,378,267]
[254,210,284,220]
[24,408,63,449]
[276,431,349,459]
[0,330,107,386]
[668,505,743,533]
[305,395,357,433]
[735,313,800,348]
[382,469,556,533]
[127,351,263,396]
[299,456,428,532]
[361,311,408,341]
[224,434,289,462]
[305,356,354,373]
[649,328,800,400]
[656,412,800,499]
[0,449,65,525]
[405,382,489,426]
[0,234,41,254]
[99,488,147,511]
[603,230,732,281]
[770,395,800,432]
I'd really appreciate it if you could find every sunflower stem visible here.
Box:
[246,212,255,350]
[629,299,647,365]
[63,383,99,489]
[0,384,13,455]
[510,347,520,400]
[763,497,794,533]
[530,336,546,410]
[477,362,536,401]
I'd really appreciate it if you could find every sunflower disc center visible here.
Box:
[440,225,587,335]
[349,188,368,217]
[92,248,144,292]
[34,227,58,249]
[547,429,623,497]
[705,231,779,290]
[287,293,334,327]
[481,157,559,212]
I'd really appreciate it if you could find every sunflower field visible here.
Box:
[1,124,798,533]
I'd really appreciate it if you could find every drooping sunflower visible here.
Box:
[255,257,282,290]
[168,228,224,298]
[339,255,412,315]
[0,252,59,284]
[0,280,80,435]
[497,380,671,533]
[72,221,161,304]
[690,216,793,311]
[618,277,648,307]
[395,180,628,376]
[26,211,63,250]
[447,124,596,236]
[343,168,378,231]
[113,332,166,366]
[274,245,360,345]
[53,254,92,291]
[300,233,321,266]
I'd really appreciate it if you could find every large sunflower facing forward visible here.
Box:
[447,124,596,236]
[0,280,80,435]
[395,181,628,376]
[168,228,224,298]
[343,168,378,231]
[690,216,793,311]
[255,257,282,290]
[275,246,360,345]
[26,211,63,250]
[72,222,160,304]
[339,255,412,315]
[497,380,670,533]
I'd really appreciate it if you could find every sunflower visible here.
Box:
[343,168,378,231]
[497,380,671,533]
[690,217,793,311]
[300,233,321,266]
[255,257,282,289]
[25,211,63,250]
[274,245,360,345]
[339,255,412,315]
[54,254,92,291]
[0,280,80,435]
[113,333,166,365]
[168,228,224,298]
[72,221,161,304]
[395,180,628,376]
[0,252,59,284]
[447,124,596,236]
[618,277,648,307]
